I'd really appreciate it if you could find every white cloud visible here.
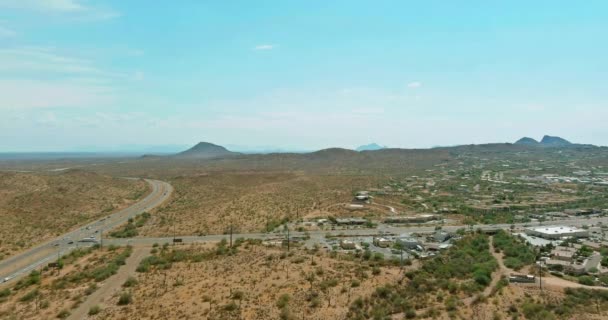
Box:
[0,46,128,78]
[0,0,120,20]
[0,47,125,109]
[0,25,16,37]
[407,81,422,89]
[0,79,114,109]
[253,44,277,51]
[0,0,85,12]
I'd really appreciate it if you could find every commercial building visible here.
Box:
[525,226,589,240]
[384,214,439,224]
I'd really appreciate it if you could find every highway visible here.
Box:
[3,175,606,286]
[0,179,173,285]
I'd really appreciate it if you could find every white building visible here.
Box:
[525,226,589,240]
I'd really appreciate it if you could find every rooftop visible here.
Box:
[528,226,585,234]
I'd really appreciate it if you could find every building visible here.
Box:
[525,226,589,240]
[335,218,368,225]
[340,240,356,250]
[564,209,594,216]
[434,231,451,242]
[354,191,370,201]
[373,237,392,248]
[396,235,422,250]
[384,214,439,224]
[551,249,575,262]
[509,274,536,283]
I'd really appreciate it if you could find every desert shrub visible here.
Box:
[0,288,10,298]
[123,276,138,288]
[117,291,132,305]
[57,309,70,319]
[88,305,101,315]
[14,270,40,290]
[19,288,39,302]
[493,230,535,270]
[276,294,290,309]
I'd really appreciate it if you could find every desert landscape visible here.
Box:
[0,170,148,258]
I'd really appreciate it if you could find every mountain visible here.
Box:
[356,143,386,151]
[514,136,574,148]
[540,135,572,147]
[174,142,240,159]
[514,137,540,146]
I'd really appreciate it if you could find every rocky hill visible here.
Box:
[514,137,540,146]
[514,135,574,148]
[174,142,240,159]
[540,135,572,147]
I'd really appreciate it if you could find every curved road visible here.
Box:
[0,179,173,286]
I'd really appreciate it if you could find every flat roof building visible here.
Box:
[525,226,589,240]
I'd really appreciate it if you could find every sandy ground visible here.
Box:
[68,247,151,320]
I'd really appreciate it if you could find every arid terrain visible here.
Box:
[0,246,133,320]
[0,170,148,258]
[135,172,383,237]
[91,241,408,320]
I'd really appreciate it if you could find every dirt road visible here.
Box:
[68,247,151,320]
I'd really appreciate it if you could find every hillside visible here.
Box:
[174,142,240,159]
[514,137,540,146]
[0,171,148,258]
[541,135,572,147]
[514,135,574,148]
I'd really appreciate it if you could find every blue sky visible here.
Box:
[1,0,607,151]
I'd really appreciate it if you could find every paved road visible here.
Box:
[0,179,172,285]
[101,216,608,247]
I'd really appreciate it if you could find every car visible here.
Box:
[67,241,74,244]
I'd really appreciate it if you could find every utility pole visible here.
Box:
[229,224,233,248]
[286,226,290,252]
[100,229,103,249]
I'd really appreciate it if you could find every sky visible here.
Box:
[1,0,607,152]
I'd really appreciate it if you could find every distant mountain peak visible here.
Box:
[514,137,539,146]
[175,142,240,159]
[356,143,386,152]
[540,135,572,146]
[514,135,574,148]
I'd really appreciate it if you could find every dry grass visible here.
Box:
[139,172,382,237]
[95,242,406,320]
[0,170,148,258]
[0,246,131,320]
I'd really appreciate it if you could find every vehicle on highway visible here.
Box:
[3,277,11,283]
[67,241,74,244]
[79,237,98,243]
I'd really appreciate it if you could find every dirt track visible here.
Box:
[67,247,151,320]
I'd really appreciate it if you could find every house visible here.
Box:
[434,231,451,242]
[396,236,421,250]
[551,249,575,262]
[373,237,392,248]
[340,240,356,250]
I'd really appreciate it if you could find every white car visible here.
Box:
[3,277,11,282]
